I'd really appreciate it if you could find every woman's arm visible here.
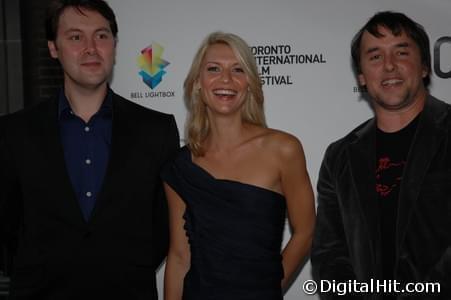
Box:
[278,134,316,290]
[163,183,191,300]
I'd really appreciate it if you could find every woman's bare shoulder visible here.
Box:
[260,128,305,159]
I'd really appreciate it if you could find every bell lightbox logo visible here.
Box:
[137,42,170,89]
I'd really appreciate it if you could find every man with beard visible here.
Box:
[312,11,450,300]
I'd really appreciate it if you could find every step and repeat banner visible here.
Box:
[108,0,451,298]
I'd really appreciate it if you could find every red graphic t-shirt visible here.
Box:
[375,157,406,197]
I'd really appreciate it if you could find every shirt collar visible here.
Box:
[58,87,113,120]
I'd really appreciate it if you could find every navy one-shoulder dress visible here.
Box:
[161,146,286,300]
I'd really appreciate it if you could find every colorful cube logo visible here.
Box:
[137,43,170,89]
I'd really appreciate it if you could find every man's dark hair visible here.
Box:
[45,0,118,41]
[351,11,431,87]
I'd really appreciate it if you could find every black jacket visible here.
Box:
[312,95,451,299]
[0,92,179,299]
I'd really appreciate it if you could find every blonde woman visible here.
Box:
[162,32,315,300]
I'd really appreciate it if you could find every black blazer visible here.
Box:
[311,96,451,300]
[0,92,179,299]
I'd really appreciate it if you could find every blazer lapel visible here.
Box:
[32,99,86,227]
[396,96,448,259]
[347,118,380,273]
[89,95,135,221]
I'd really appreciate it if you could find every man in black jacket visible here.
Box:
[312,11,450,300]
[0,0,179,299]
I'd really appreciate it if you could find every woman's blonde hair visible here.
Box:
[184,31,266,156]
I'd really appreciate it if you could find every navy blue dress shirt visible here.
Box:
[58,89,113,221]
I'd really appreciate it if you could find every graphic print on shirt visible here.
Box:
[375,156,406,197]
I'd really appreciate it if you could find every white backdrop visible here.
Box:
[107,0,451,298]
